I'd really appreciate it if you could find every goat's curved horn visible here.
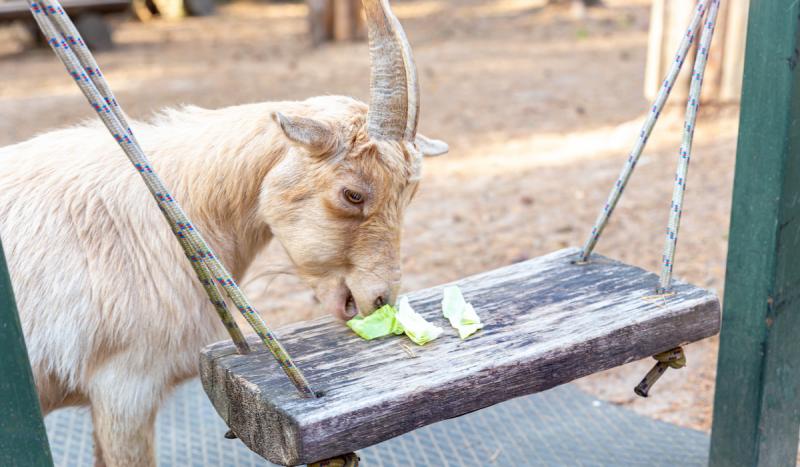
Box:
[362,0,419,141]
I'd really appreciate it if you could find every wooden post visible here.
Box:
[308,0,334,46]
[0,237,53,466]
[701,0,728,99]
[333,0,365,41]
[645,0,696,102]
[645,0,749,103]
[708,0,800,464]
[308,0,364,46]
[718,0,748,101]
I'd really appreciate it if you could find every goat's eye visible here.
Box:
[343,188,364,204]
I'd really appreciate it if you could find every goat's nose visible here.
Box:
[373,285,398,310]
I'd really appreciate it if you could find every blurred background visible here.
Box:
[0,0,746,436]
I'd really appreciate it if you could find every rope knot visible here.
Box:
[653,347,686,368]
[308,452,359,467]
[634,346,686,397]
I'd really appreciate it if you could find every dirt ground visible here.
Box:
[0,0,739,433]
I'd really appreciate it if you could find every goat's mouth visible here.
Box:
[318,281,360,321]
[345,291,358,319]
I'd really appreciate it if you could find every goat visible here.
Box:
[0,0,447,464]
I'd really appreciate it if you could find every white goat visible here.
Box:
[0,0,447,464]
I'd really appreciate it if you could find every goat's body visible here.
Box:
[1,88,433,465]
[0,101,333,465]
[2,1,442,463]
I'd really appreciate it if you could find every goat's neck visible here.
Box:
[155,105,289,280]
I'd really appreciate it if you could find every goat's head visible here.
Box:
[260,0,447,321]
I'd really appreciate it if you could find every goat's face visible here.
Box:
[261,97,447,320]
[259,0,448,320]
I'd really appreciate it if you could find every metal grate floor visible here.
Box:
[45,380,709,466]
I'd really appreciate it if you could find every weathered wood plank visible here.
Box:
[200,248,720,466]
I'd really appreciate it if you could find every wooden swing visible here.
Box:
[28,0,722,464]
[200,0,723,464]
[201,249,719,465]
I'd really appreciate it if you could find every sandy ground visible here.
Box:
[0,0,739,433]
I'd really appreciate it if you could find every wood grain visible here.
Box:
[200,248,720,466]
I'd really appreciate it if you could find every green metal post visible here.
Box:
[0,236,53,466]
[708,0,800,465]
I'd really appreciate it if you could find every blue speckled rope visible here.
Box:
[579,0,720,292]
[657,0,720,292]
[27,0,316,398]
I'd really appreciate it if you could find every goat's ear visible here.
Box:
[273,112,336,155]
[415,134,449,157]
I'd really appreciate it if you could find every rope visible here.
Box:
[634,347,686,397]
[222,430,359,466]
[27,0,316,398]
[575,0,720,395]
[580,0,721,292]
[657,0,721,292]
[579,0,710,263]
[308,453,360,467]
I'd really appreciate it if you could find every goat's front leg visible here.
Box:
[92,428,107,467]
[89,363,163,467]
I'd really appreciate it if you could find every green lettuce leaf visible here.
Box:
[441,285,483,339]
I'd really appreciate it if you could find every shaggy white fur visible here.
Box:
[0,95,445,466]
